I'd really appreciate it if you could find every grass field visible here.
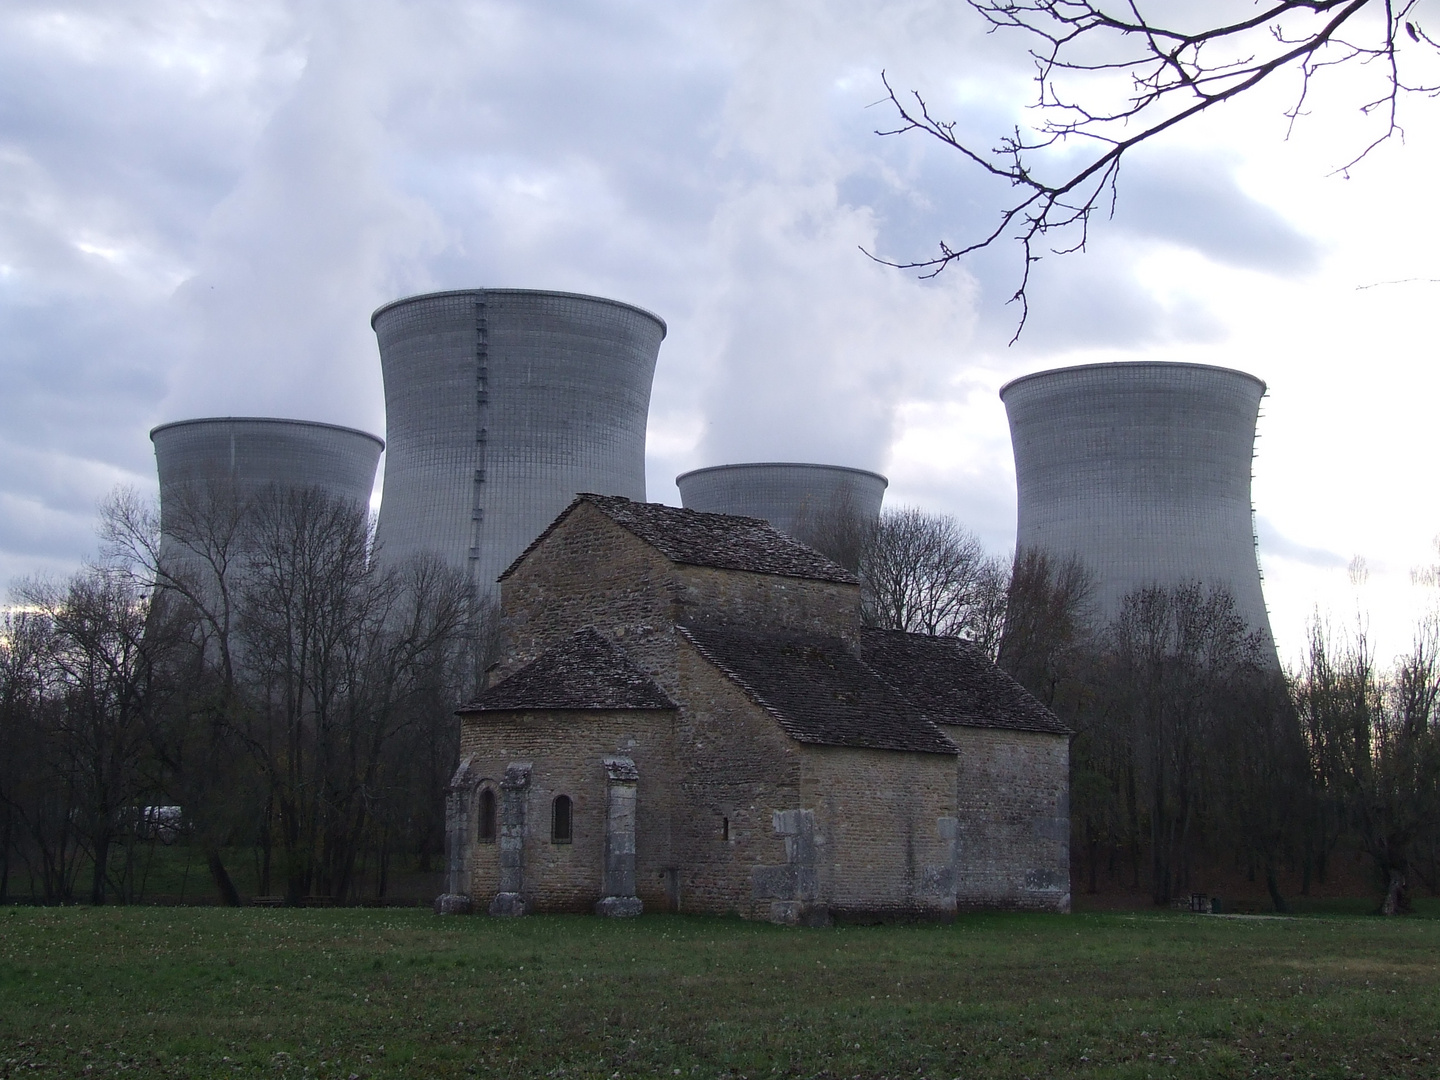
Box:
[2,906,1438,1079]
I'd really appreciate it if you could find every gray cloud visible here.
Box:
[0,0,1328,590]
[1256,515,1348,569]
[1112,152,1320,273]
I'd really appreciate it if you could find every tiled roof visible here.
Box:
[860,628,1069,735]
[678,623,957,755]
[457,628,676,714]
[498,494,857,584]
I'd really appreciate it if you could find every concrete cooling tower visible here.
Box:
[675,463,888,538]
[1000,361,1276,661]
[150,416,384,583]
[371,289,666,600]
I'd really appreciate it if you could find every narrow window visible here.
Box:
[478,788,497,843]
[551,795,573,844]
[722,816,730,842]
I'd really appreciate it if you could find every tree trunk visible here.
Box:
[1151,784,1171,906]
[259,797,273,896]
[90,833,110,905]
[207,847,241,906]
[1125,768,1141,889]
[1265,863,1288,914]
[0,804,11,903]
[1381,868,1408,915]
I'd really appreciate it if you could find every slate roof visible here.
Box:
[498,493,857,584]
[860,628,1069,735]
[678,623,957,755]
[457,628,676,714]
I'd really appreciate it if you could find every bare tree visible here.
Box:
[1101,582,1269,906]
[359,555,480,890]
[1292,614,1370,893]
[102,484,251,688]
[234,487,475,903]
[11,569,175,904]
[6,485,481,906]
[0,609,68,901]
[997,547,1094,705]
[859,507,997,639]
[234,486,383,902]
[100,485,253,905]
[1290,617,1440,913]
[876,1,1438,332]
[1216,663,1309,913]
[1368,621,1440,911]
[967,554,1014,662]
[790,484,877,573]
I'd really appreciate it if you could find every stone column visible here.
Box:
[594,756,642,917]
[488,762,531,917]
[921,815,960,918]
[435,757,478,915]
[753,808,828,926]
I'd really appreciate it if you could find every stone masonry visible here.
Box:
[451,495,1070,922]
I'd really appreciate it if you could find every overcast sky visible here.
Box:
[3,0,1439,665]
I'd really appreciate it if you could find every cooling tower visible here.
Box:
[1000,361,1276,659]
[675,462,888,538]
[371,289,665,599]
[150,416,384,583]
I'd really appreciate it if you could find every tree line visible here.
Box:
[3,489,1435,912]
[799,501,1440,914]
[0,483,483,906]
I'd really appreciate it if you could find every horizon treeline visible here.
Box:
[796,501,1440,916]
[0,484,487,907]
[1,492,1437,913]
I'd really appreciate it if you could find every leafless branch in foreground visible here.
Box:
[870,1,1439,340]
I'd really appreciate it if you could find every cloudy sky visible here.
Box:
[3,0,1439,665]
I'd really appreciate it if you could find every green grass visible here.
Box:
[1,907,1438,1078]
[1,842,444,906]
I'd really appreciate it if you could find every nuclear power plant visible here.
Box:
[125,288,1300,918]
[150,417,383,580]
[370,289,666,600]
[145,307,1277,663]
[675,462,888,538]
[150,417,383,510]
[1000,361,1276,662]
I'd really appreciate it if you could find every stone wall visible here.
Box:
[801,745,958,921]
[497,503,680,692]
[458,709,678,913]
[475,497,1068,922]
[669,641,802,919]
[498,501,865,691]
[673,564,861,649]
[946,726,1070,912]
[669,640,957,922]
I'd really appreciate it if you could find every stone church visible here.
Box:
[437,494,1070,924]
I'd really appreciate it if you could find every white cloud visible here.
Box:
[2,0,1435,665]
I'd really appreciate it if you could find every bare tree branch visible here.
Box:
[871,0,1438,339]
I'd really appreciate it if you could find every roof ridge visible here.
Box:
[675,624,807,742]
[459,626,676,713]
[677,622,957,755]
[859,627,1068,735]
[498,494,858,585]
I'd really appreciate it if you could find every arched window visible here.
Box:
[551,795,573,844]
[477,788,497,843]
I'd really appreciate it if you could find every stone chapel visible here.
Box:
[437,494,1070,924]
